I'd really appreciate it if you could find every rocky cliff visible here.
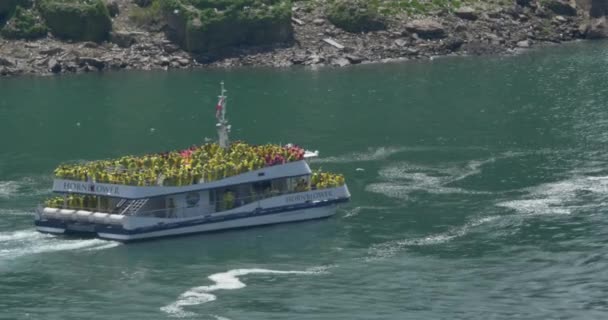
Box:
[0,0,606,76]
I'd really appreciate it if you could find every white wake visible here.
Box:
[496,175,608,215]
[0,229,120,261]
[161,266,329,318]
[366,216,500,261]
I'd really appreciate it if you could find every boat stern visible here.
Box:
[35,206,129,239]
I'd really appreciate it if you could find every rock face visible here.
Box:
[587,16,608,38]
[454,7,478,21]
[590,0,608,17]
[110,31,136,48]
[162,0,293,55]
[38,0,112,42]
[576,0,608,38]
[405,19,446,39]
[545,0,578,16]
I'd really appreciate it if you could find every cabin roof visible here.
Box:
[52,160,312,199]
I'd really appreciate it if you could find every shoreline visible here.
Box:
[0,0,605,77]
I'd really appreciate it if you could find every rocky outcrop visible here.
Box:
[405,19,446,39]
[576,0,608,38]
[454,7,478,21]
[162,0,292,55]
[545,0,578,16]
[587,16,608,38]
[0,0,600,76]
[38,0,112,42]
[590,0,608,17]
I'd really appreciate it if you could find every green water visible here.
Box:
[2,41,608,319]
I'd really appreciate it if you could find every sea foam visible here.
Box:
[496,175,608,215]
[366,216,500,261]
[0,229,119,261]
[161,267,328,318]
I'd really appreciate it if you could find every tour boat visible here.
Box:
[34,83,350,241]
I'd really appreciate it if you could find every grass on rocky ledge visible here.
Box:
[130,0,164,27]
[1,6,47,39]
[297,0,512,16]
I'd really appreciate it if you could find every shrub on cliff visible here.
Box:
[38,0,112,42]
[0,0,32,23]
[327,0,386,33]
[160,0,293,55]
[1,6,47,39]
[130,0,163,28]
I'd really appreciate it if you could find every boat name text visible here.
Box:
[62,182,120,195]
[285,190,334,203]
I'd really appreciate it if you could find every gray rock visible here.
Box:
[454,6,478,20]
[64,62,78,72]
[170,61,181,68]
[587,17,608,39]
[517,40,531,48]
[0,57,15,67]
[291,54,308,65]
[394,39,408,47]
[545,0,577,16]
[444,37,464,51]
[178,58,190,66]
[487,9,503,19]
[313,19,325,26]
[163,43,180,53]
[331,57,350,67]
[159,57,171,66]
[405,19,446,39]
[81,42,99,49]
[40,47,64,56]
[307,54,325,64]
[345,54,364,64]
[79,57,105,69]
[454,23,468,33]
[48,59,61,73]
[110,31,136,48]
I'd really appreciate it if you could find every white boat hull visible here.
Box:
[97,204,337,241]
[35,184,350,242]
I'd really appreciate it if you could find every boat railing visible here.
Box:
[41,184,342,219]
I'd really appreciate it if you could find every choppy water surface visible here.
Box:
[2,41,608,319]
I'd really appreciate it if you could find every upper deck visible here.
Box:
[51,142,318,198]
[52,159,313,199]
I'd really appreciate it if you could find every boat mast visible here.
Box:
[216,81,231,149]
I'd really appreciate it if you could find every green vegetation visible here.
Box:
[160,0,292,54]
[1,6,47,39]
[38,0,112,42]
[53,142,307,187]
[327,0,385,32]
[374,0,462,15]
[0,0,31,25]
[129,0,163,27]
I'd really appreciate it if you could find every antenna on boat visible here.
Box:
[216,81,231,149]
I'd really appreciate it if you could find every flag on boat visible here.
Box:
[216,97,224,120]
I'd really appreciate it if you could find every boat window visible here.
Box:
[271,178,288,194]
